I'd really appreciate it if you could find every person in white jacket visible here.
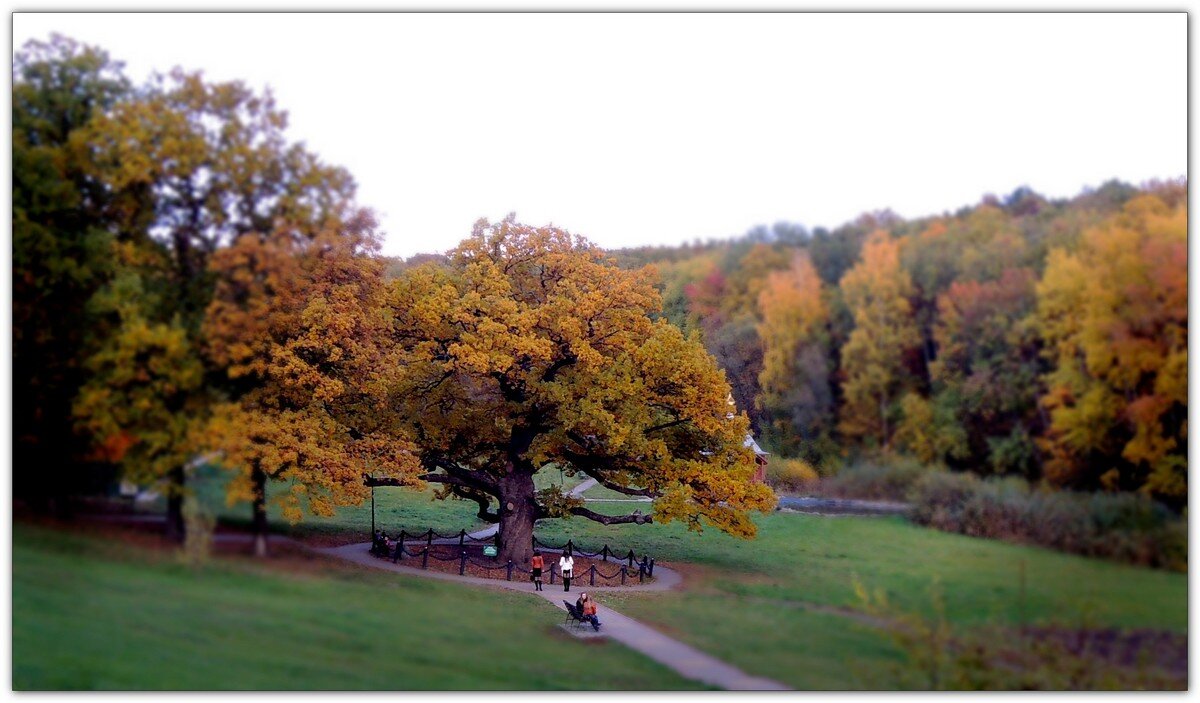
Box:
[558,550,575,592]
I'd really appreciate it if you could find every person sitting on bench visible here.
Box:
[576,593,601,631]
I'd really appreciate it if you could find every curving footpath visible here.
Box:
[316,542,790,691]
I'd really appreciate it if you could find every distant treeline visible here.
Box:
[613,182,1186,507]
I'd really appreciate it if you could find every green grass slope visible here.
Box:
[12,523,705,691]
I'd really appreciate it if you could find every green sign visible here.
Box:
[483,546,498,557]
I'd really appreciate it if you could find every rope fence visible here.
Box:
[368,528,657,585]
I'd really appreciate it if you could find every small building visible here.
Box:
[744,435,769,483]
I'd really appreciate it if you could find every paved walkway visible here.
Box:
[317,542,790,691]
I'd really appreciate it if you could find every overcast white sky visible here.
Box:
[13,13,1187,258]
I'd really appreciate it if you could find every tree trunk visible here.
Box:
[251,464,268,557]
[165,464,186,543]
[496,472,536,567]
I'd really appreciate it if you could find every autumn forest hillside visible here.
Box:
[392,180,1188,508]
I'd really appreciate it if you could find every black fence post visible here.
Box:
[621,565,627,585]
[638,564,645,584]
[549,565,556,585]
[396,534,404,561]
[602,545,609,562]
[459,530,465,548]
[589,565,596,587]
[627,550,635,567]
[567,540,574,556]
[421,548,430,569]
[426,530,433,550]
[506,560,513,581]
[649,558,655,577]
[459,551,467,575]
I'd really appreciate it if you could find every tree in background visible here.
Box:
[12,35,134,510]
[1036,194,1187,504]
[756,251,835,464]
[838,230,921,451]
[376,218,776,565]
[684,243,791,431]
[899,268,1043,474]
[73,66,357,538]
[72,245,205,508]
[202,213,413,555]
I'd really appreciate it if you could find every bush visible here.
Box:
[908,472,1186,572]
[766,458,820,492]
[814,457,928,501]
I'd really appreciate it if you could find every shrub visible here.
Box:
[766,458,820,492]
[908,472,1186,572]
[814,457,928,501]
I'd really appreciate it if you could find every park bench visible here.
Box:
[563,601,591,628]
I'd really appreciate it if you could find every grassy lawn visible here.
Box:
[12,522,706,690]
[533,503,1187,688]
[174,468,1186,689]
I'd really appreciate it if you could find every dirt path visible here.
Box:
[317,542,789,691]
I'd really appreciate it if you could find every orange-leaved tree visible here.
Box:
[202,212,417,555]
[1035,194,1187,503]
[375,218,777,565]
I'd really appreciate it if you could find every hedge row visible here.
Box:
[908,472,1186,572]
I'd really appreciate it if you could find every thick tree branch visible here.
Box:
[568,505,653,525]
[448,484,500,524]
[580,469,660,498]
[541,353,576,382]
[428,457,500,494]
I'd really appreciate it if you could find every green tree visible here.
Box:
[12,35,134,509]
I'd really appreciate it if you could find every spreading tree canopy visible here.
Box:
[369,218,776,564]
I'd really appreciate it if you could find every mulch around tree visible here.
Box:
[373,542,655,587]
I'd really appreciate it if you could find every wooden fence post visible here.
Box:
[620,565,627,585]
[589,565,596,586]
[506,560,514,581]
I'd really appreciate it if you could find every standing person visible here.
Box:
[559,550,574,592]
[530,550,544,591]
[578,593,601,631]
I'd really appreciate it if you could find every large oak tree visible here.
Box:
[373,218,776,565]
